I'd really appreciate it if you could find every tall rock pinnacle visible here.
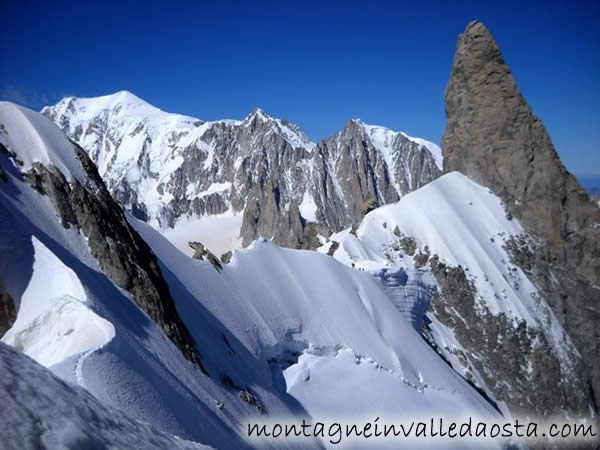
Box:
[442,20,600,410]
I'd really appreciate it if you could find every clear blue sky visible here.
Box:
[2,1,599,178]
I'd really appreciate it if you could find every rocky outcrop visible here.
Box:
[241,179,305,249]
[429,256,589,416]
[442,21,600,412]
[188,241,222,272]
[21,142,206,374]
[299,222,330,250]
[0,281,16,337]
[220,251,232,264]
[43,93,442,249]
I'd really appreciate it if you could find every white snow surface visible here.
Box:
[299,190,318,222]
[131,220,505,449]
[2,238,115,367]
[333,172,536,320]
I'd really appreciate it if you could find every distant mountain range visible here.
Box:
[41,92,442,253]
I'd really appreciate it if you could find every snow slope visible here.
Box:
[161,213,243,257]
[2,235,115,367]
[328,172,559,325]
[0,102,88,182]
[0,342,210,450]
[131,218,506,449]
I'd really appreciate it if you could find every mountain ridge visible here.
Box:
[42,92,442,251]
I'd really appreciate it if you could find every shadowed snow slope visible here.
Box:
[0,342,210,450]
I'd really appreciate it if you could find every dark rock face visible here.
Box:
[239,118,442,248]
[0,281,16,337]
[220,251,232,264]
[311,120,442,232]
[241,179,305,249]
[22,143,206,374]
[442,21,600,411]
[429,256,589,416]
[220,375,266,415]
[299,222,330,250]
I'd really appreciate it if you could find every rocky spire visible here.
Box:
[442,20,600,410]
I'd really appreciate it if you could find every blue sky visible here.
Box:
[2,1,599,178]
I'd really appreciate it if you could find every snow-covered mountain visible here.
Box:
[0,102,504,448]
[42,92,442,254]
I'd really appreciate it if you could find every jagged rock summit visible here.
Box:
[443,20,600,409]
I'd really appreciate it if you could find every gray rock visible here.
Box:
[441,20,600,412]
[188,241,222,272]
[393,227,419,258]
[308,119,442,234]
[241,179,305,249]
[326,240,339,257]
[0,281,16,337]
[220,251,232,264]
[300,222,330,250]
[429,255,589,416]
[22,143,206,374]
[220,374,266,415]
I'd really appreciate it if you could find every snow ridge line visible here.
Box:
[74,309,114,390]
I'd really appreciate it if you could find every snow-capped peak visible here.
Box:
[40,93,441,251]
[357,120,443,170]
[242,107,316,151]
[42,90,200,127]
[244,107,271,122]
